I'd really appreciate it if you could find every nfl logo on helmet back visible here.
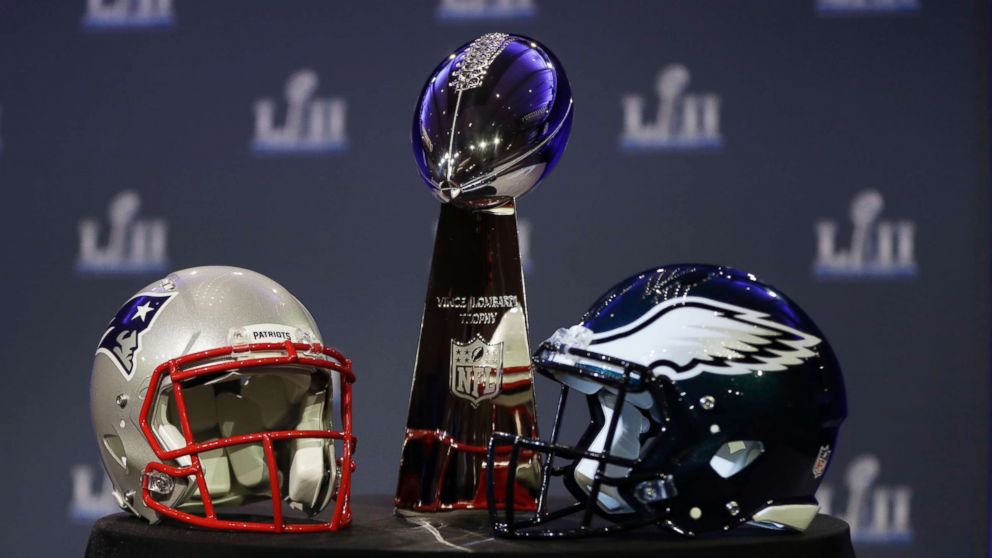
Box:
[813,446,832,479]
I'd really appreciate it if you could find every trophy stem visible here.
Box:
[395,201,540,512]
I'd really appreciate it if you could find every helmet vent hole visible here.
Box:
[103,434,127,470]
[709,440,764,479]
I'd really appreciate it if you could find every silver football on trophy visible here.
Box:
[413,33,574,208]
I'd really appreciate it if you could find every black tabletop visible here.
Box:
[85,496,855,558]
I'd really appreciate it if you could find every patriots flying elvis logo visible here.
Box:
[97,292,175,379]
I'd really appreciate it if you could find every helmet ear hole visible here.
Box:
[103,434,127,470]
[709,440,764,478]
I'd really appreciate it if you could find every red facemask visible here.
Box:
[137,340,356,532]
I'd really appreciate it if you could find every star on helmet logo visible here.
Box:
[591,296,822,381]
[96,292,176,380]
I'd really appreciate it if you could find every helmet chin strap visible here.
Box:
[572,391,649,514]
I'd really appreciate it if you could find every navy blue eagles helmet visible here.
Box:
[487,264,846,537]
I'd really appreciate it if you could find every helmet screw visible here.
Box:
[633,477,674,504]
[147,471,175,496]
[700,395,715,410]
[160,277,176,291]
[726,501,740,516]
[112,489,135,510]
[641,485,658,501]
[116,394,128,408]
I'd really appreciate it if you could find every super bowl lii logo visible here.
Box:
[813,189,917,278]
[816,0,920,16]
[252,69,348,155]
[69,463,119,522]
[816,455,913,543]
[436,0,536,21]
[620,65,722,152]
[82,0,175,31]
[77,190,169,276]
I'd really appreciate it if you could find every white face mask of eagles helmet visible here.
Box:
[90,266,356,532]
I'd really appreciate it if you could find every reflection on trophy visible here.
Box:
[395,32,573,512]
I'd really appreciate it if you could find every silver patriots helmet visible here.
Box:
[413,32,573,207]
[89,266,356,532]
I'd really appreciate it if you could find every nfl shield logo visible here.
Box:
[813,445,832,479]
[450,335,504,406]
